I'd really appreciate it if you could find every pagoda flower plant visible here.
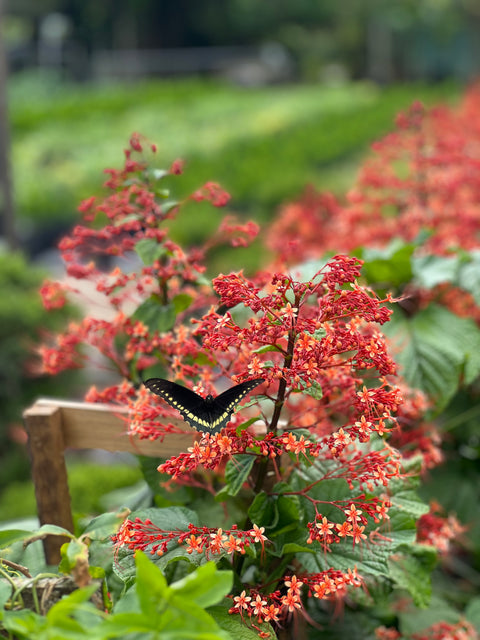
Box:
[12,134,445,640]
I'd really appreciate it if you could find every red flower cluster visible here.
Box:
[417,502,465,554]
[268,86,480,263]
[411,620,477,640]
[376,619,477,640]
[112,518,267,560]
[37,137,258,383]
[230,568,363,631]
[306,498,391,550]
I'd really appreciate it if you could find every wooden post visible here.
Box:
[23,404,74,565]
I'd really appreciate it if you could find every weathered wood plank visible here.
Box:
[26,399,198,457]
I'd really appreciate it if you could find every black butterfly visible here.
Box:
[143,377,264,435]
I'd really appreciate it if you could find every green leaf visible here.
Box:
[172,293,193,314]
[385,304,480,410]
[1,609,46,637]
[0,529,32,549]
[132,296,176,333]
[82,511,126,538]
[209,602,273,639]
[273,495,302,535]
[148,168,169,181]
[252,344,282,354]
[457,250,480,305]
[413,250,480,307]
[135,237,167,265]
[465,597,480,632]
[412,253,462,288]
[223,456,255,497]
[0,580,11,609]
[46,584,102,624]
[248,492,276,529]
[59,538,89,574]
[134,550,169,619]
[359,239,415,287]
[387,544,437,607]
[171,562,232,608]
[306,327,327,340]
[114,213,141,227]
[115,553,233,638]
[398,594,460,636]
[300,380,323,400]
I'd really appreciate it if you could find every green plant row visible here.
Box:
[11,74,458,230]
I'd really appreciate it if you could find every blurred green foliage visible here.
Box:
[0,251,77,488]
[10,74,458,239]
[0,461,142,522]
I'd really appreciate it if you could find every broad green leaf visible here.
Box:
[398,594,460,636]
[300,380,323,400]
[172,293,193,314]
[413,249,480,307]
[387,544,437,607]
[82,510,128,538]
[132,296,176,333]
[360,239,415,287]
[0,581,11,609]
[134,550,168,619]
[389,488,430,518]
[387,466,429,518]
[272,495,303,535]
[59,538,89,574]
[128,554,231,637]
[457,250,480,305]
[280,541,316,555]
[252,344,282,354]
[223,456,255,496]
[135,237,167,265]
[465,597,480,631]
[46,584,102,624]
[0,529,32,549]
[385,304,480,410]
[248,492,276,529]
[170,562,232,608]
[412,253,462,288]
[1,609,46,637]
[209,602,273,639]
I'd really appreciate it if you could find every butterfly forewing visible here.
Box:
[143,379,211,431]
[208,378,265,433]
[144,377,264,435]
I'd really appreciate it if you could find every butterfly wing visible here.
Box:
[208,378,265,434]
[143,378,211,432]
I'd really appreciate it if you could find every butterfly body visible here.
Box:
[143,377,264,435]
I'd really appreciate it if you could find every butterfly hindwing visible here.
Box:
[144,377,264,435]
[209,378,265,433]
[143,378,211,432]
